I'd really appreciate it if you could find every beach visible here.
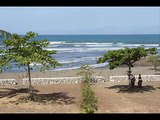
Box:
[0,59,160,113]
[1,7,160,113]
[0,58,157,83]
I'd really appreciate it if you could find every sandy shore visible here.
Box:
[0,58,159,85]
[0,81,160,113]
[0,59,160,113]
[0,66,159,83]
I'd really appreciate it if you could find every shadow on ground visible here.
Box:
[0,88,75,105]
[156,87,160,89]
[155,72,160,75]
[0,88,39,98]
[106,85,156,93]
[29,92,75,105]
[149,68,160,71]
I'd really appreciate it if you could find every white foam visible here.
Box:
[71,43,160,47]
[51,63,108,71]
[117,43,141,47]
[53,66,81,71]
[142,44,160,47]
[67,42,113,47]
[49,41,66,45]
[90,62,108,68]
[116,43,160,47]
[75,44,113,47]
[44,47,123,53]
[117,42,124,45]
[88,44,113,47]
[44,43,159,53]
[48,45,60,47]
[44,48,73,52]
[58,56,100,64]
[70,42,112,45]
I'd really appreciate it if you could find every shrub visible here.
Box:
[77,65,98,113]
[80,84,98,113]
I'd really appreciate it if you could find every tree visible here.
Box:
[77,65,98,113]
[0,31,62,99]
[97,47,157,88]
[0,29,12,39]
[147,55,160,71]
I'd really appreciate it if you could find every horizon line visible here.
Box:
[19,33,160,35]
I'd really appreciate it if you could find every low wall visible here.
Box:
[110,75,160,82]
[23,76,105,84]
[0,79,16,86]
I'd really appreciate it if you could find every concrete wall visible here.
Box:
[22,76,105,84]
[0,79,16,86]
[1,75,159,85]
[110,75,160,82]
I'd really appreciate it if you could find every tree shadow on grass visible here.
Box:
[106,85,156,93]
[0,88,39,98]
[0,88,75,105]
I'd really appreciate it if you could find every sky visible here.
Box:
[0,7,160,35]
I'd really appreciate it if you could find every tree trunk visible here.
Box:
[27,63,33,99]
[128,64,135,89]
[128,65,132,85]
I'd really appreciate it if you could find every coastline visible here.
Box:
[0,57,158,84]
[0,66,158,83]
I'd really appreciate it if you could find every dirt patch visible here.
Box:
[0,66,160,113]
[0,81,160,113]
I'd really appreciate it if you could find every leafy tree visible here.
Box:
[97,47,157,88]
[147,55,160,71]
[77,65,98,113]
[0,31,62,99]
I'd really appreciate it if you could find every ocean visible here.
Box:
[0,34,160,72]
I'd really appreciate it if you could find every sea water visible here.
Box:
[0,34,160,72]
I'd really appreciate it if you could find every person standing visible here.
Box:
[131,75,136,87]
[138,74,143,88]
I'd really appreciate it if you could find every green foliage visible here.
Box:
[1,31,62,72]
[77,65,98,113]
[147,55,160,71]
[97,47,157,88]
[80,85,98,113]
[0,49,13,73]
[97,47,157,70]
[0,31,62,99]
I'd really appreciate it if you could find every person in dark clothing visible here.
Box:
[138,74,142,87]
[131,75,136,87]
